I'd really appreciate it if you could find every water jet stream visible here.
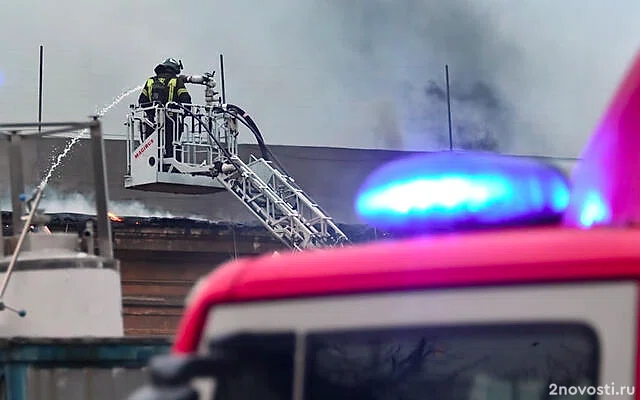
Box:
[38,85,143,190]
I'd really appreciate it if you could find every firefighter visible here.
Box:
[138,58,192,161]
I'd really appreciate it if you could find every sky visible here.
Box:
[0,0,638,158]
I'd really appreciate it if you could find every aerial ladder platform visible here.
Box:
[124,70,350,251]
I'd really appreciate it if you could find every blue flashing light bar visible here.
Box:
[355,151,571,233]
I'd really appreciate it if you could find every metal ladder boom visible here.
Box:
[125,100,351,250]
[217,154,350,250]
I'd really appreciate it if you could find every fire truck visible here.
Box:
[128,50,640,400]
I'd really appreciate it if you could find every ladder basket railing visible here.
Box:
[126,103,239,169]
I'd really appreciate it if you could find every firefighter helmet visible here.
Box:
[154,58,182,75]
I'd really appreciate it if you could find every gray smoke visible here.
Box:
[315,0,519,151]
[0,1,637,156]
[0,187,209,220]
[324,1,638,154]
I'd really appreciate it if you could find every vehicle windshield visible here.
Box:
[211,323,597,400]
[303,323,597,400]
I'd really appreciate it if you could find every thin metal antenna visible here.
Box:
[445,64,453,150]
[38,46,44,133]
[219,54,226,103]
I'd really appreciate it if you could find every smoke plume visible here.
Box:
[0,1,637,156]
[0,188,209,220]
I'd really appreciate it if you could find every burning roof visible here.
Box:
[1,211,382,244]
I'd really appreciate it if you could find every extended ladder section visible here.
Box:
[125,102,350,250]
[219,154,350,250]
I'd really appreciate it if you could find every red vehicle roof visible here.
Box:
[173,226,640,353]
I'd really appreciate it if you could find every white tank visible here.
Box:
[0,232,124,338]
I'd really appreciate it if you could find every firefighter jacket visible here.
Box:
[138,73,192,106]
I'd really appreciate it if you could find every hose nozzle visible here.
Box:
[183,74,216,87]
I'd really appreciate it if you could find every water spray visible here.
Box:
[38,85,143,189]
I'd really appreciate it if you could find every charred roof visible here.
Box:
[1,212,384,244]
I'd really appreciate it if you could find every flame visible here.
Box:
[108,212,124,222]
